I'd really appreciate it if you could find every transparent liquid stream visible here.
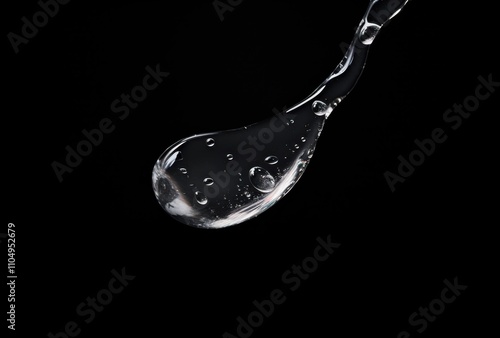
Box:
[152,0,410,228]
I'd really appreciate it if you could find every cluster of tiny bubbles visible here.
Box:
[189,137,285,207]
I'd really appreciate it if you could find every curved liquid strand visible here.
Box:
[152,0,410,228]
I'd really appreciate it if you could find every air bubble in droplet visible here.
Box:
[359,24,380,45]
[227,154,234,160]
[249,167,276,193]
[206,138,215,147]
[312,100,327,115]
[265,156,278,165]
[180,168,187,174]
[203,178,214,186]
[195,191,208,205]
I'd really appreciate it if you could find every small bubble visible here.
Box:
[179,168,187,174]
[312,100,327,114]
[244,191,251,198]
[301,137,306,143]
[265,156,279,165]
[195,191,207,205]
[227,154,234,160]
[312,100,334,117]
[294,144,299,149]
[203,178,214,186]
[290,119,295,124]
[249,167,276,193]
[206,138,215,147]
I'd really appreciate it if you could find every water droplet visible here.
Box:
[206,138,215,147]
[179,168,187,174]
[203,178,214,186]
[152,0,410,228]
[265,156,279,165]
[249,167,276,193]
[195,191,207,205]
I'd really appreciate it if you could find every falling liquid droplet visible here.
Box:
[265,156,279,165]
[206,138,215,147]
[195,191,208,205]
[312,100,335,118]
[152,0,410,228]
[249,167,276,193]
[203,178,214,186]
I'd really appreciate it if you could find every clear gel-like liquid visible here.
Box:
[152,0,409,228]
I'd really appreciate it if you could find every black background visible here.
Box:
[3,0,498,337]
